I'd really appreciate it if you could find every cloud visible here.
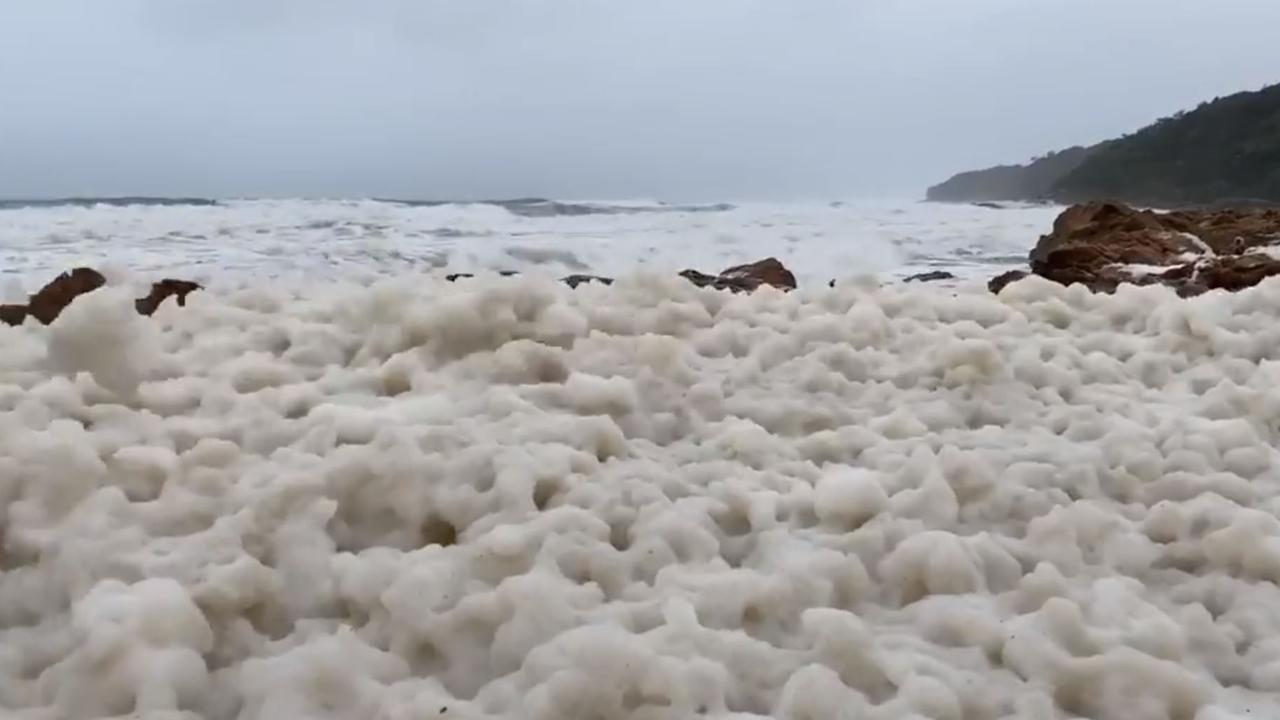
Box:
[1,0,1278,200]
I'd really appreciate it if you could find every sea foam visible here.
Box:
[0,198,1058,291]
[2,269,1280,719]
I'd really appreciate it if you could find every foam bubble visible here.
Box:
[45,286,163,399]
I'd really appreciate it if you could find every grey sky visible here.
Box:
[2,0,1278,201]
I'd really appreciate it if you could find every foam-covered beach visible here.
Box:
[3,200,1280,719]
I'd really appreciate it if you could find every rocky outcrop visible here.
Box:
[447,271,610,288]
[1170,253,1280,294]
[24,267,107,324]
[135,279,203,316]
[1164,206,1280,251]
[988,270,1029,294]
[904,270,956,283]
[446,271,520,282]
[1,267,107,326]
[1030,202,1203,268]
[0,304,28,326]
[991,201,1280,296]
[681,257,797,293]
[0,268,203,327]
[445,258,798,294]
[559,274,615,289]
[720,257,797,290]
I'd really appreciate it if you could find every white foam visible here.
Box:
[3,267,1280,718]
[1177,232,1215,257]
[1247,244,1280,260]
[0,199,1060,290]
[44,286,163,400]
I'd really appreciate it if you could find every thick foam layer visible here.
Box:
[3,271,1280,719]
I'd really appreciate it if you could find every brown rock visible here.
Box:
[1028,201,1203,270]
[719,257,797,290]
[681,257,797,293]
[992,201,1280,295]
[444,271,614,288]
[136,279,203,316]
[441,260,796,294]
[678,268,734,290]
[25,267,107,324]
[1171,253,1280,295]
[0,304,27,326]
[560,274,614,288]
[988,270,1029,294]
[446,271,520,281]
[1164,207,1280,254]
[0,267,202,327]
[904,270,956,283]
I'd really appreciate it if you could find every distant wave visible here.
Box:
[0,197,221,210]
[0,196,735,217]
[373,197,735,218]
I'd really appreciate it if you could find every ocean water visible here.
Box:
[0,198,1053,292]
[3,198,1280,720]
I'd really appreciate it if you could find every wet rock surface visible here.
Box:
[992,201,1280,295]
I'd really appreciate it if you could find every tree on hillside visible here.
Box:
[1052,83,1280,207]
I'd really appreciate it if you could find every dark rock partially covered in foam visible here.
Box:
[560,274,615,289]
[445,271,520,282]
[904,270,957,283]
[22,267,107,324]
[0,268,203,326]
[988,270,1029,295]
[990,201,1280,296]
[445,257,797,294]
[682,257,798,293]
[136,279,204,316]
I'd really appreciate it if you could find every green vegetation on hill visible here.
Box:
[928,82,1280,208]
[926,146,1097,203]
[1053,84,1280,207]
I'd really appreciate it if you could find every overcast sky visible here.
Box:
[2,0,1279,201]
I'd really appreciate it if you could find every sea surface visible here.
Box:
[3,197,1279,720]
[0,197,1054,292]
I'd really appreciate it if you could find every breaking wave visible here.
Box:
[0,197,734,218]
[374,197,737,218]
[0,198,1059,289]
